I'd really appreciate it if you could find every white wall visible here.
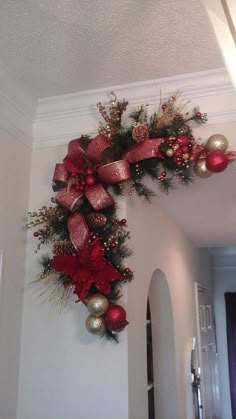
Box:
[0,130,31,419]
[126,194,212,419]
[213,266,236,419]
[17,146,129,419]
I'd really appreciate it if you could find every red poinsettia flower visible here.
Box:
[51,239,122,301]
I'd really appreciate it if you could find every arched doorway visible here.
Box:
[147,269,178,419]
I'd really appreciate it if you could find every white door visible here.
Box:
[195,283,220,419]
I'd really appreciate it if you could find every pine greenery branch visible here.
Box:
[158,178,174,194]
[129,106,148,124]
[39,254,52,269]
[137,158,161,180]
[118,245,133,259]
[107,284,123,304]
[179,167,195,185]
[133,181,155,202]
[101,329,119,343]
[111,128,134,159]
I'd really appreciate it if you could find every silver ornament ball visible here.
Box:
[206,134,228,152]
[87,294,109,317]
[85,315,106,335]
[194,159,213,178]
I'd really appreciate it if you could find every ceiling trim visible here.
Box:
[0,60,36,147]
[209,247,236,268]
[33,67,236,149]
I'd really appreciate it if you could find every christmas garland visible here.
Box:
[27,92,236,342]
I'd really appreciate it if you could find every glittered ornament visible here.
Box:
[105,305,129,332]
[85,175,96,186]
[85,315,106,335]
[87,294,109,317]
[177,135,189,146]
[181,145,189,154]
[132,123,149,143]
[87,212,107,228]
[166,148,174,157]
[182,153,190,161]
[172,144,179,151]
[174,149,183,158]
[194,159,212,178]
[85,167,94,175]
[206,134,228,153]
[206,150,228,173]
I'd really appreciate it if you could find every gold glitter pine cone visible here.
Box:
[132,123,150,143]
[86,212,107,228]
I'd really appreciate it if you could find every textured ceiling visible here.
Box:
[0,0,223,98]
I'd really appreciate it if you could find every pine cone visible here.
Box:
[52,240,75,255]
[87,212,107,228]
[132,122,150,143]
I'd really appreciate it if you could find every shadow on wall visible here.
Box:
[148,269,178,419]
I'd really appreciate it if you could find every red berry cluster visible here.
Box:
[166,135,194,168]
[72,167,97,192]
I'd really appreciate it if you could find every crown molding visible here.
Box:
[33,67,236,149]
[209,247,236,268]
[0,60,36,147]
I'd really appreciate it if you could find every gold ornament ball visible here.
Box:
[182,153,190,161]
[85,315,106,335]
[206,134,228,152]
[166,148,174,157]
[87,294,109,317]
[194,159,212,178]
[172,144,179,151]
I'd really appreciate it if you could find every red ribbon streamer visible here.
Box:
[67,138,86,161]
[227,151,236,164]
[55,188,83,212]
[122,138,164,163]
[53,164,68,183]
[67,212,90,250]
[97,160,131,184]
[190,144,208,162]
[86,134,111,164]
[85,184,114,210]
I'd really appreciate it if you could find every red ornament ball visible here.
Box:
[111,242,116,248]
[181,145,189,154]
[105,305,129,332]
[121,218,127,225]
[174,149,183,158]
[33,231,39,237]
[206,150,228,173]
[161,171,167,178]
[177,135,189,146]
[196,111,202,118]
[85,175,96,186]
[162,104,167,110]
[86,167,94,175]
[124,267,130,274]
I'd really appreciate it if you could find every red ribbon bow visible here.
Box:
[52,134,167,250]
